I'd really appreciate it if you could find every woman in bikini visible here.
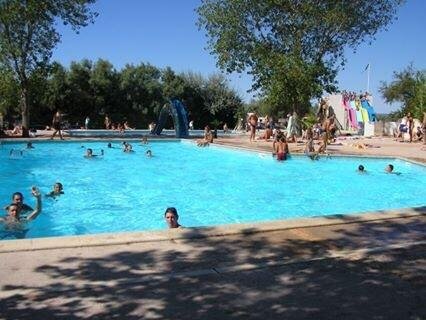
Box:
[248,113,258,142]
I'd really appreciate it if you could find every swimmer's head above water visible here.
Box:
[6,203,20,220]
[52,182,63,194]
[164,207,180,229]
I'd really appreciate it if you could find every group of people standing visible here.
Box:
[398,112,426,144]
[247,105,335,161]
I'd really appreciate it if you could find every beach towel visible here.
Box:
[354,100,363,122]
[361,100,376,122]
[361,108,369,122]
[349,108,358,129]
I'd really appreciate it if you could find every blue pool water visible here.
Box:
[1,140,425,240]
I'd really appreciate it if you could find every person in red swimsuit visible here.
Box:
[274,136,289,161]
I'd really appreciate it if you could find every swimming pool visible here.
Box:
[1,140,425,240]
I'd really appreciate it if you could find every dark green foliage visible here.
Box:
[0,67,19,116]
[380,65,425,119]
[0,0,97,135]
[1,59,243,130]
[197,0,404,116]
[120,63,164,128]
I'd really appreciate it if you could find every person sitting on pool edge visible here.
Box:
[385,164,401,175]
[1,187,42,224]
[164,207,181,229]
[46,182,64,197]
[197,125,213,147]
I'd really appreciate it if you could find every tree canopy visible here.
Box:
[0,0,97,136]
[197,0,404,115]
[380,65,425,119]
[1,59,243,130]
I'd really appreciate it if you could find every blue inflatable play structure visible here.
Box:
[152,99,189,138]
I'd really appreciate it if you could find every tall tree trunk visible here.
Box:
[20,86,30,138]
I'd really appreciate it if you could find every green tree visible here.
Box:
[179,71,242,128]
[197,0,403,115]
[202,73,241,127]
[162,67,186,101]
[66,59,94,125]
[42,62,69,113]
[179,71,208,127]
[90,59,120,125]
[380,65,426,119]
[25,66,50,125]
[0,66,19,117]
[120,63,163,127]
[0,0,97,136]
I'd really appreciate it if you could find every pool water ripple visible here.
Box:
[0,140,425,239]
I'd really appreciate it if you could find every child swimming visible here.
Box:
[46,182,64,197]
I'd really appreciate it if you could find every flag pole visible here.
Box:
[367,63,370,94]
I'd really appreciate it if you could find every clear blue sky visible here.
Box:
[52,0,426,113]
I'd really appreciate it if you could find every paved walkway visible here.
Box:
[1,213,425,319]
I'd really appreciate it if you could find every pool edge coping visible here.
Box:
[1,206,424,253]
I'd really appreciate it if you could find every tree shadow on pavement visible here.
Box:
[0,216,425,320]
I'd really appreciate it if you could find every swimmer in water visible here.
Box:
[357,165,367,173]
[123,143,134,153]
[46,182,64,197]
[385,164,401,175]
[146,150,152,157]
[84,148,104,158]
[164,207,181,229]
[1,187,42,225]
[9,149,23,157]
[3,191,34,215]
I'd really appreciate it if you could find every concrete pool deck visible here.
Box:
[0,208,425,319]
[0,134,425,319]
